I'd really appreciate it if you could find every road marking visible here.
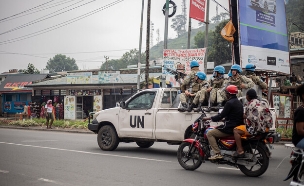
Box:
[218,167,239,171]
[0,169,9,173]
[22,140,58,143]
[38,178,62,185]
[0,142,172,163]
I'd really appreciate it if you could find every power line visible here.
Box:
[0,0,96,36]
[0,0,80,23]
[0,0,125,45]
[211,0,229,13]
[291,21,304,32]
[0,0,56,22]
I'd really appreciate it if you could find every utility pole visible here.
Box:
[104,56,109,70]
[163,0,169,88]
[187,19,191,49]
[137,0,144,91]
[204,0,210,74]
[145,0,151,89]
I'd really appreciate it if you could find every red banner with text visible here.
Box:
[189,0,206,23]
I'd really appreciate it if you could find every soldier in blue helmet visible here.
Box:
[178,60,201,111]
[244,63,267,90]
[187,72,209,112]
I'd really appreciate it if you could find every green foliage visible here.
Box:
[100,49,146,70]
[194,30,215,49]
[276,127,293,139]
[46,54,79,72]
[19,63,40,74]
[286,0,304,33]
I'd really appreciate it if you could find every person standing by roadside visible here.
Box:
[292,84,304,148]
[45,100,54,129]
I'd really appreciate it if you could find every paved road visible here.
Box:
[0,128,293,186]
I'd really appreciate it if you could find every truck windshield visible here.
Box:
[126,91,156,110]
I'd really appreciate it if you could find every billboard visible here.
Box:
[162,48,206,87]
[189,0,206,23]
[239,0,290,74]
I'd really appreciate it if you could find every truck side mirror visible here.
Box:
[120,101,126,109]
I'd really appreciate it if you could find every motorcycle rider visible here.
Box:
[178,60,200,112]
[292,83,304,148]
[202,85,244,160]
[188,72,208,112]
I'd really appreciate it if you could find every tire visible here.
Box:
[177,142,203,171]
[97,125,119,151]
[239,143,269,177]
[136,141,154,148]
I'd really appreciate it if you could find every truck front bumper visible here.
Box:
[88,118,99,133]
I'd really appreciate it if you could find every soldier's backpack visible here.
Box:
[245,99,273,135]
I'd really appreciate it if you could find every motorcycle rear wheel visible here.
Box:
[239,143,269,177]
[177,142,203,171]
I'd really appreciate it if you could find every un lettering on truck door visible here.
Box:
[118,91,156,138]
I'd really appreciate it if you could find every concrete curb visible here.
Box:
[0,125,94,134]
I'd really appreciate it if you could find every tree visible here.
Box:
[207,20,232,65]
[100,49,146,70]
[19,63,40,74]
[46,54,78,72]
[171,15,187,37]
[194,30,215,48]
[286,0,304,33]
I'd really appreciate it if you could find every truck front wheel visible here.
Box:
[97,125,119,151]
[136,141,154,148]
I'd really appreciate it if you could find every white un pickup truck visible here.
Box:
[88,88,280,151]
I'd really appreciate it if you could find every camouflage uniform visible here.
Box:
[180,67,200,104]
[209,77,226,105]
[222,75,255,99]
[245,71,267,89]
[192,80,209,104]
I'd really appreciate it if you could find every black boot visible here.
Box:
[187,103,196,112]
[178,103,188,112]
[193,102,202,112]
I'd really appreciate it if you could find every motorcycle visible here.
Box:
[284,144,304,186]
[177,111,271,177]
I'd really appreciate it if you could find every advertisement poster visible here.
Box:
[98,72,120,83]
[64,96,75,120]
[67,72,92,84]
[189,0,206,22]
[272,94,292,119]
[162,48,206,87]
[93,95,102,112]
[238,0,290,74]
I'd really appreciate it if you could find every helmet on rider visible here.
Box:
[190,60,199,68]
[245,63,256,71]
[214,65,225,74]
[228,70,232,77]
[226,85,238,94]
[196,71,206,80]
[231,64,242,73]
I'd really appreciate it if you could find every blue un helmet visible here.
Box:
[228,70,232,77]
[231,64,243,73]
[190,60,199,68]
[214,65,225,74]
[196,71,206,80]
[245,63,256,71]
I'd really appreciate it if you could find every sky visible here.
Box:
[0,0,229,73]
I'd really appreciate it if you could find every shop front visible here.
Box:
[0,74,47,115]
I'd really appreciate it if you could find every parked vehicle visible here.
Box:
[251,0,276,13]
[284,144,304,186]
[177,111,272,177]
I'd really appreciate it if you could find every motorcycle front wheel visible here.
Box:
[177,142,203,171]
[239,143,269,177]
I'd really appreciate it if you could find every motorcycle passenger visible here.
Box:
[202,85,244,160]
[244,64,267,90]
[207,65,226,107]
[178,60,200,112]
[292,83,304,149]
[188,72,208,112]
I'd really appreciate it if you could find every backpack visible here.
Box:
[245,99,273,135]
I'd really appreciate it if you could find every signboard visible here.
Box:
[64,96,75,120]
[98,72,120,83]
[3,101,28,113]
[162,48,206,87]
[238,0,290,74]
[189,0,206,22]
[272,93,292,119]
[67,72,92,84]
[93,95,102,112]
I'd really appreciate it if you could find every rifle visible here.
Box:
[163,65,186,83]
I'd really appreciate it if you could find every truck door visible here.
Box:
[118,91,156,138]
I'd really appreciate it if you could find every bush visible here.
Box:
[276,127,293,139]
